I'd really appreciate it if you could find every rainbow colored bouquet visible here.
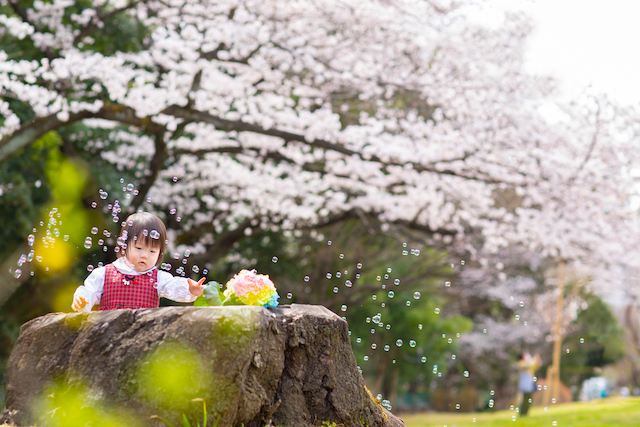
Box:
[197,269,279,308]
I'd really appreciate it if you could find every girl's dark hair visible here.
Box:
[117,212,167,268]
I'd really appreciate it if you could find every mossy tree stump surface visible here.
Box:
[4,304,404,427]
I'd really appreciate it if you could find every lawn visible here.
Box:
[398,397,640,427]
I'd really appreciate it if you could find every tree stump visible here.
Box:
[4,304,405,427]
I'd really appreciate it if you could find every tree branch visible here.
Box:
[131,129,168,211]
[0,103,164,162]
[7,0,55,61]
[2,101,501,185]
[161,105,502,184]
[73,0,145,47]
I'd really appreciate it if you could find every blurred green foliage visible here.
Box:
[560,289,624,389]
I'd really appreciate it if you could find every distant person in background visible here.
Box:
[518,351,541,416]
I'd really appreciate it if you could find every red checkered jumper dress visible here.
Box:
[100,264,159,310]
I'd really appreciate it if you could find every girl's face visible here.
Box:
[126,239,160,272]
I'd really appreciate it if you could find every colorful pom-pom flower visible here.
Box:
[197,269,279,308]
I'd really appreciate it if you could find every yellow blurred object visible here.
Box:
[52,284,79,313]
[35,239,73,273]
[137,342,211,410]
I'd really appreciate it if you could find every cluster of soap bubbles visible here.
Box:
[12,208,72,278]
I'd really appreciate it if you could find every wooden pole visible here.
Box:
[543,261,565,405]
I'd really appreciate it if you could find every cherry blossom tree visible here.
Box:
[1,0,638,280]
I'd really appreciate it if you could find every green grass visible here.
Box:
[399,397,640,427]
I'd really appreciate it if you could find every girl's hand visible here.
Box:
[188,277,206,297]
[72,296,88,312]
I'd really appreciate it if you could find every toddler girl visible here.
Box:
[72,212,205,312]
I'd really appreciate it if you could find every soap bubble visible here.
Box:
[14,269,22,278]
[345,280,352,287]
[272,256,278,263]
[192,265,200,273]
[356,263,362,269]
[384,345,390,352]
[341,305,347,312]
[421,356,427,363]
[150,230,160,239]
[333,287,339,293]
[372,314,381,323]
[84,237,92,249]
[371,343,377,349]
[304,275,309,282]
[99,189,108,199]
[287,293,292,299]
[27,234,35,246]
[91,227,98,234]
[409,340,416,347]
[326,272,332,279]
[418,324,423,330]
[396,339,403,347]
[464,370,470,378]
[434,308,440,314]
[414,291,421,299]
[388,291,394,298]
[445,281,451,287]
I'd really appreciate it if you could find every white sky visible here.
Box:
[468,0,640,106]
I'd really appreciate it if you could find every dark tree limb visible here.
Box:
[7,0,55,60]
[73,0,146,47]
[3,101,502,185]
[131,130,168,211]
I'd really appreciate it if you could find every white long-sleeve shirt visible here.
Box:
[73,258,197,312]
